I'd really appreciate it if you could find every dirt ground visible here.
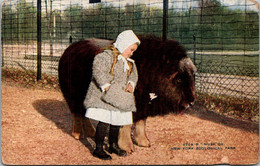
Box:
[1,79,259,165]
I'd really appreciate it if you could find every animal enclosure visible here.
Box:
[1,0,259,118]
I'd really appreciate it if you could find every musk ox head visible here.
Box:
[168,57,197,109]
[132,36,197,120]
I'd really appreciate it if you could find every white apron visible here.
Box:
[85,108,133,126]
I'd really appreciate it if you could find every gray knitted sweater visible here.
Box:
[84,50,138,112]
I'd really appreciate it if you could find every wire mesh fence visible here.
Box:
[1,0,259,117]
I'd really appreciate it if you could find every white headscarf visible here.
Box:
[113,30,141,54]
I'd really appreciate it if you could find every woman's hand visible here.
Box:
[125,83,133,93]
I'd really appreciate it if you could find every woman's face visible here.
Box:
[121,43,138,58]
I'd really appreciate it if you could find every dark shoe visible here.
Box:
[108,125,127,156]
[93,148,112,160]
[93,122,111,160]
[108,143,127,156]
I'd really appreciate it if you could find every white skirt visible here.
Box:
[85,108,133,126]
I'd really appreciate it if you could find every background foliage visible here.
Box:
[2,0,259,51]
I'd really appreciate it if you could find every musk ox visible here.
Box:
[58,36,197,153]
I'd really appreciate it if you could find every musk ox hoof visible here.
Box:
[133,135,151,147]
[118,125,135,153]
[133,119,151,147]
[72,132,81,140]
[119,139,135,154]
[121,143,135,154]
[72,115,95,139]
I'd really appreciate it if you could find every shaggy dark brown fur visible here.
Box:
[58,40,101,119]
[131,36,196,121]
[58,36,196,122]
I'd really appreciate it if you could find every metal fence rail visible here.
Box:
[1,0,259,114]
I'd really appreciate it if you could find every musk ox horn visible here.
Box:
[179,57,197,73]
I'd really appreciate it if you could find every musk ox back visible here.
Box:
[58,36,196,150]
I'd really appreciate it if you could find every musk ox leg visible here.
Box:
[133,119,151,147]
[72,114,95,139]
[83,117,96,138]
[118,125,135,153]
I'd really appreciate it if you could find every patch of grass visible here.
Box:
[1,67,60,91]
[197,91,259,122]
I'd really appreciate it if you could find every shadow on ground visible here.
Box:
[32,99,97,153]
[186,101,259,134]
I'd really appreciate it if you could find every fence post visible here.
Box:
[37,0,42,80]
[193,35,196,64]
[163,0,168,41]
[1,2,4,67]
[193,34,196,82]
[1,37,3,67]
[69,36,72,44]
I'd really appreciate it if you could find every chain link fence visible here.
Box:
[1,0,259,117]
